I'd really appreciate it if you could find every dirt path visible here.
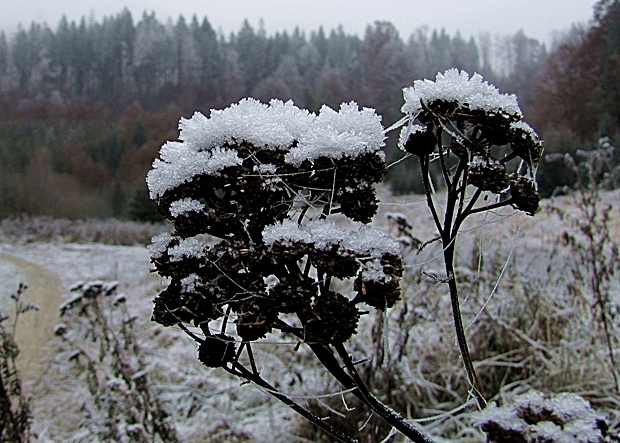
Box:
[0,253,63,383]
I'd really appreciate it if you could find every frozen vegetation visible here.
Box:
[1,190,620,441]
[1,69,620,442]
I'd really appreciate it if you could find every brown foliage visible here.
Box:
[532,28,604,140]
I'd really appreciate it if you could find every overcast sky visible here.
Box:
[0,0,596,45]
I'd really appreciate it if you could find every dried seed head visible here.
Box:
[303,292,360,344]
[198,334,237,368]
[510,174,539,216]
[468,156,510,194]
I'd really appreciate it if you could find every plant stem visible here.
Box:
[442,240,487,408]
[226,361,359,443]
[334,343,435,443]
[274,320,436,442]
[420,152,486,409]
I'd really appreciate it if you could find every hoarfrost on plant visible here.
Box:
[168,236,208,262]
[401,68,522,117]
[146,98,387,199]
[148,233,173,259]
[169,198,206,218]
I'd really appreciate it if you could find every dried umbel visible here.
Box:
[399,69,543,215]
[147,98,403,356]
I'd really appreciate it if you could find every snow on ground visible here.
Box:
[0,242,156,293]
[1,188,620,441]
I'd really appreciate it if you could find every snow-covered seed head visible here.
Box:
[147,98,403,350]
[509,174,540,216]
[473,390,605,443]
[398,69,542,213]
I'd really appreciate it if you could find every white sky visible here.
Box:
[0,0,595,45]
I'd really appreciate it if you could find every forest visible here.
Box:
[0,2,619,220]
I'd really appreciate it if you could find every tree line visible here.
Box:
[0,2,618,219]
[0,9,548,119]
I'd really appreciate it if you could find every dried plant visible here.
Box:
[395,69,543,408]
[146,71,543,442]
[146,98,433,442]
[473,390,612,442]
[549,137,620,393]
[0,283,36,443]
[54,281,179,443]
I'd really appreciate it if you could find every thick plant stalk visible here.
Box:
[274,320,435,443]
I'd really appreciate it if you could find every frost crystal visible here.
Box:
[168,236,208,262]
[178,98,315,151]
[472,403,527,433]
[147,146,242,198]
[361,258,386,282]
[148,233,173,259]
[343,225,400,257]
[169,198,205,218]
[253,163,277,174]
[262,220,399,257]
[474,390,604,443]
[401,68,522,117]
[181,273,200,292]
[146,98,386,199]
[285,102,386,166]
[262,219,314,246]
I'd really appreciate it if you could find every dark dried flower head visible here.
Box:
[508,121,543,165]
[510,174,539,216]
[467,156,510,194]
[398,69,542,207]
[303,292,360,344]
[270,275,316,314]
[147,98,403,353]
[403,126,436,157]
[236,310,275,342]
[198,334,237,368]
[354,253,403,310]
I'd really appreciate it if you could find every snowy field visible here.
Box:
[1,189,620,442]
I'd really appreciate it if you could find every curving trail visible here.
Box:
[0,253,63,384]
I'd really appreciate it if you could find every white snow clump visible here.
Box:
[401,68,522,118]
[169,198,206,218]
[473,390,604,443]
[146,98,385,198]
[148,233,173,259]
[262,219,399,257]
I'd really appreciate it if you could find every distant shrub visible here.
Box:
[0,215,169,245]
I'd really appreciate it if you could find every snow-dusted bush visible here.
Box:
[0,216,168,245]
[0,283,35,443]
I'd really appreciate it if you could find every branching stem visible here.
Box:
[420,146,488,409]
[225,361,359,443]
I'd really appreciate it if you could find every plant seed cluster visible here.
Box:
[147,102,403,368]
[403,100,543,215]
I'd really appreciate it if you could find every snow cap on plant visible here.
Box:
[398,69,543,215]
[147,98,403,358]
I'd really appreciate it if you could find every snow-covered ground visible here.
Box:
[1,189,620,442]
